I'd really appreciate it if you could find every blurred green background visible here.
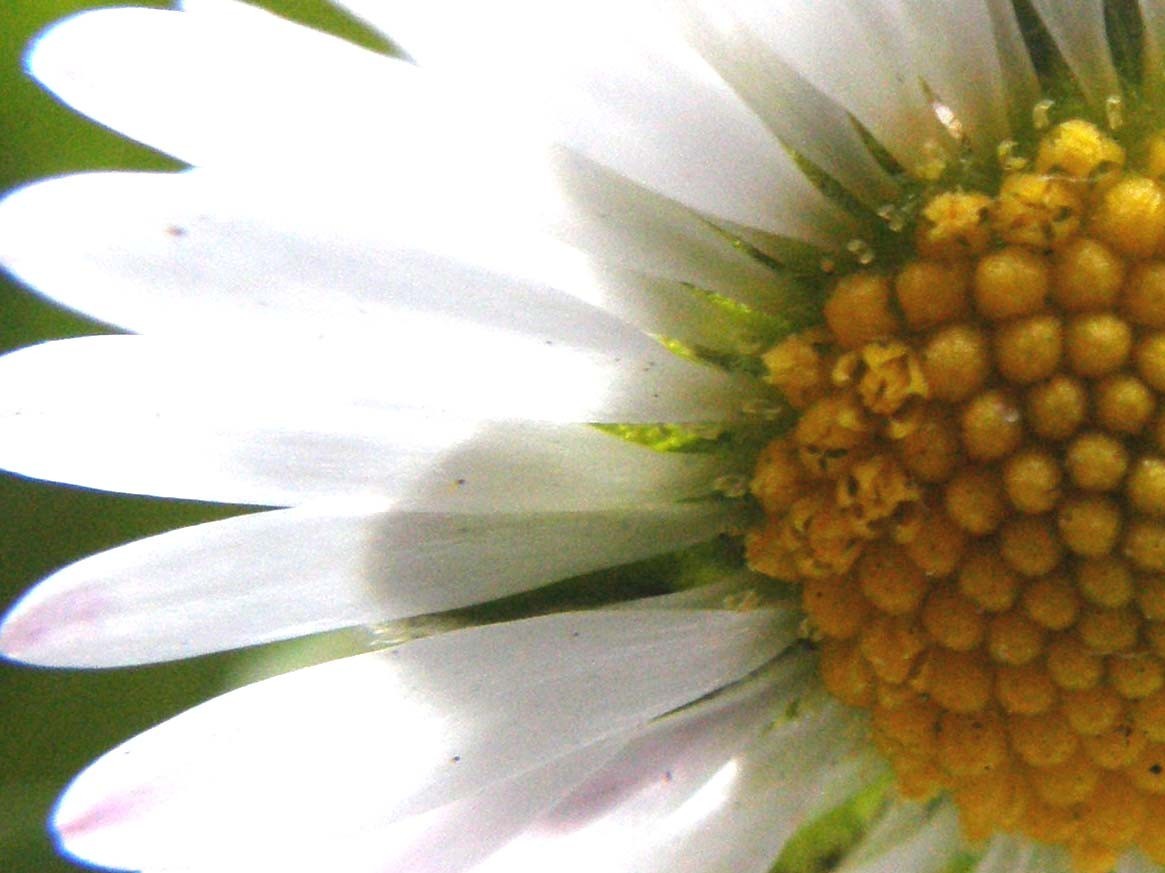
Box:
[0,2,387,870]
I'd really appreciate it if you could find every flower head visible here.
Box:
[7,2,1165,872]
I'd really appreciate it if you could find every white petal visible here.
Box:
[54,608,791,871]
[28,1,828,298]
[636,698,882,873]
[611,571,769,610]
[314,743,622,873]
[374,140,805,315]
[0,171,786,353]
[34,0,850,243]
[548,654,815,831]
[727,0,948,169]
[983,0,1045,118]
[1028,0,1121,107]
[483,675,882,873]
[35,1,811,307]
[16,52,807,319]
[882,0,1037,153]
[473,656,807,873]
[837,799,960,873]
[0,335,753,504]
[2,170,604,341]
[1018,846,1072,873]
[675,0,899,206]
[1115,850,1162,873]
[36,0,721,292]
[336,0,852,242]
[0,501,735,667]
[314,657,801,871]
[742,0,1033,163]
[972,836,1044,873]
[27,3,425,169]
[519,149,810,312]
[153,737,630,873]
[1141,1,1165,99]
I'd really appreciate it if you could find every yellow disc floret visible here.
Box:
[760,329,831,410]
[1091,176,1165,258]
[1026,375,1088,441]
[1035,119,1126,181]
[823,273,900,350]
[1093,374,1155,435]
[915,190,993,259]
[1053,238,1126,311]
[1125,264,1165,329]
[973,246,1051,320]
[945,467,1007,536]
[960,389,1024,462]
[999,515,1063,577]
[747,118,1165,871]
[1075,557,1135,609]
[896,405,962,483]
[1065,432,1129,492]
[993,173,1084,249]
[1003,448,1062,513]
[921,324,992,403]
[1064,313,1132,378]
[1022,572,1081,630]
[894,259,972,330]
[994,314,1063,384]
[1129,458,1165,516]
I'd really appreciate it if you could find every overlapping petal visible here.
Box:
[480,664,881,873]
[972,837,1060,873]
[836,800,960,873]
[0,169,795,350]
[672,0,900,207]
[1028,0,1121,107]
[333,0,854,242]
[0,334,756,504]
[51,607,794,871]
[0,501,736,667]
[30,0,850,242]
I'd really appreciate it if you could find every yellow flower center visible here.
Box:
[747,118,1165,873]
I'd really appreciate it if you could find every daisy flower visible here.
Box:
[9,0,1165,871]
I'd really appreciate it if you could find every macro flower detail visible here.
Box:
[9,2,1165,873]
[748,114,1165,870]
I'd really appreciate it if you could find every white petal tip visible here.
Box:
[25,9,110,97]
[0,583,116,668]
[52,783,160,870]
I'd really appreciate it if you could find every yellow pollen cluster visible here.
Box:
[747,119,1165,873]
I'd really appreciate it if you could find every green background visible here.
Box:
[0,3,388,870]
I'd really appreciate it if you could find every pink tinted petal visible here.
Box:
[53,608,791,871]
[477,656,879,873]
[1,501,735,667]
